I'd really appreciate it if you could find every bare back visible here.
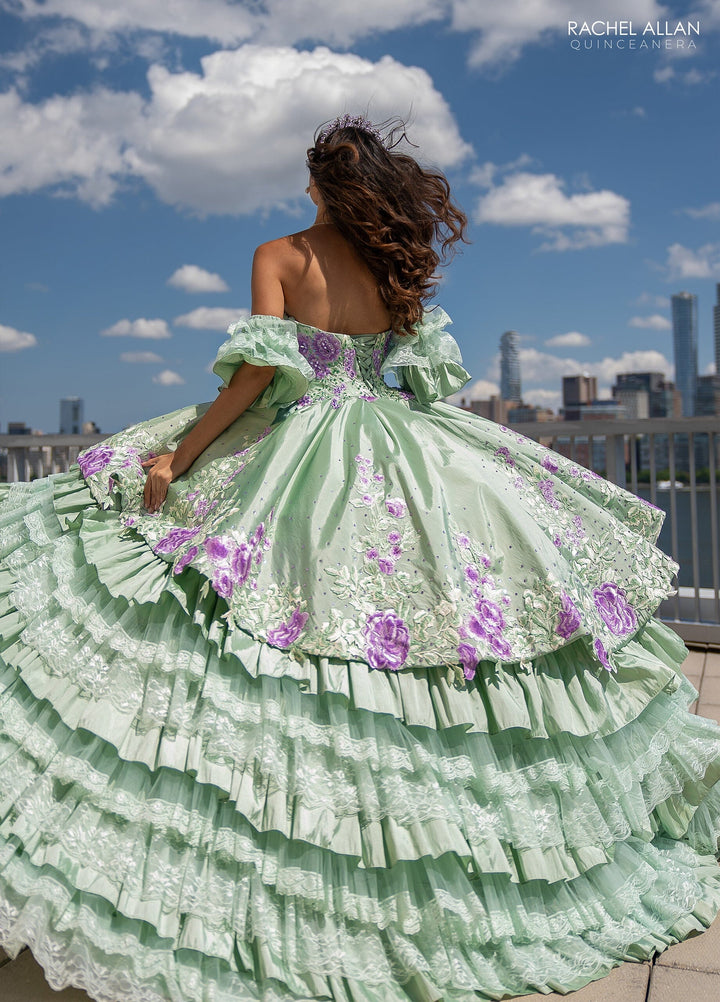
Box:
[252,224,393,336]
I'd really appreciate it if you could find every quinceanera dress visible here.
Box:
[1,309,719,1002]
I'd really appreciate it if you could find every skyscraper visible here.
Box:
[714,283,720,379]
[671,291,698,417]
[60,397,84,434]
[500,330,521,401]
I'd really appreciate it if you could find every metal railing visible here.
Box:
[507,416,720,644]
[3,418,719,641]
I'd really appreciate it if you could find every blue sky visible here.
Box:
[1,0,719,433]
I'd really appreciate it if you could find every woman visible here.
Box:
[0,115,719,1002]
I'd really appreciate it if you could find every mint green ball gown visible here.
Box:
[0,309,719,1002]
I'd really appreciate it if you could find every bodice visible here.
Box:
[289,321,414,409]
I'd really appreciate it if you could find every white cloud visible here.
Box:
[9,0,714,74]
[522,387,561,411]
[635,292,670,308]
[448,378,501,404]
[167,264,229,293]
[120,351,164,363]
[474,170,630,251]
[705,361,717,375]
[684,202,720,220]
[0,323,38,352]
[257,0,445,47]
[665,242,720,280]
[628,314,671,330]
[0,46,470,215]
[453,0,668,68]
[153,369,185,386]
[101,318,171,339]
[12,0,255,45]
[174,307,249,331]
[0,87,142,206]
[544,331,591,347]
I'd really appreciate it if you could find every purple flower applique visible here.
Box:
[552,533,562,548]
[365,547,379,560]
[343,347,358,378]
[488,633,513,659]
[541,454,559,473]
[231,543,253,585]
[78,445,115,478]
[331,383,346,409]
[364,610,410,671]
[362,493,374,506]
[593,582,637,636]
[378,558,395,575]
[457,533,470,549]
[556,592,581,639]
[212,569,234,599]
[593,638,615,672]
[297,332,311,356]
[204,536,230,562]
[494,446,515,467]
[538,479,561,509]
[475,596,506,633]
[360,394,378,401]
[397,389,414,401]
[295,394,313,408]
[465,566,480,584]
[194,497,214,519]
[374,473,385,482]
[385,497,407,518]
[387,530,401,544]
[173,545,199,575]
[372,346,383,375]
[267,607,309,647]
[390,545,402,558]
[313,331,341,363]
[457,643,478,681]
[154,526,201,554]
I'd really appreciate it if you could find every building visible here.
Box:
[612,371,679,419]
[561,374,597,420]
[696,374,720,417]
[506,404,555,423]
[613,387,649,420]
[499,330,521,402]
[671,291,698,417]
[458,395,510,423]
[60,397,84,435]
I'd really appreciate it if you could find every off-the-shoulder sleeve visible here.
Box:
[379,307,471,403]
[212,315,315,407]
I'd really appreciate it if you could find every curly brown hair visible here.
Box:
[306,119,468,336]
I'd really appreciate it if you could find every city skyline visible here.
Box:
[1,3,719,433]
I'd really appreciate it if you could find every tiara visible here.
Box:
[317,114,383,144]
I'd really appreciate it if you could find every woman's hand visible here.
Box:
[141,452,188,513]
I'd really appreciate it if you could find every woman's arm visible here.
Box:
[142,243,285,512]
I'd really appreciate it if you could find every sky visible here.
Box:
[1,0,719,433]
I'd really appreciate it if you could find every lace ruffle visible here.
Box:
[213,315,315,407]
[380,308,471,403]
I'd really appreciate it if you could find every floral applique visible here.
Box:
[450,519,523,670]
[555,592,582,639]
[267,607,310,647]
[364,610,410,670]
[192,514,274,600]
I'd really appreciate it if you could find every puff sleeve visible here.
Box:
[212,315,315,408]
[379,308,471,403]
